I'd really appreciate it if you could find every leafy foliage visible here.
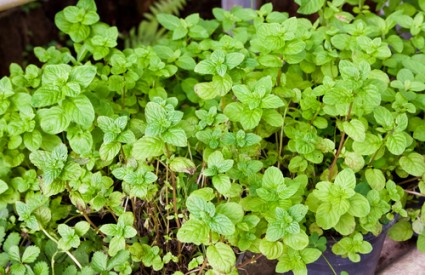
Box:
[1,0,425,274]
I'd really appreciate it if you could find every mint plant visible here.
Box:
[1,0,425,274]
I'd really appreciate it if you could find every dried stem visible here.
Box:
[404,189,425,197]
[237,253,263,269]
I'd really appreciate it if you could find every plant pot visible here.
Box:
[303,222,396,275]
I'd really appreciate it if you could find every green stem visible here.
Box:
[322,254,337,275]
[51,251,58,275]
[41,228,82,269]
[328,103,352,180]
[277,103,290,169]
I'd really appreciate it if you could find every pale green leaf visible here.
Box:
[132,136,164,160]
[38,106,70,134]
[22,245,40,263]
[99,141,121,161]
[209,214,235,235]
[259,239,284,259]
[62,95,95,128]
[343,119,365,142]
[385,132,406,155]
[212,174,231,194]
[399,153,425,177]
[284,231,309,250]
[206,242,236,273]
[365,169,386,191]
[177,219,209,245]
[334,168,356,190]
[348,193,370,217]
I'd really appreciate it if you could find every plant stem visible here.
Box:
[237,253,263,269]
[81,210,104,237]
[51,251,58,275]
[41,228,82,269]
[328,103,352,180]
[278,104,289,169]
[398,177,420,185]
[404,189,425,197]
[322,254,337,275]
[197,256,208,275]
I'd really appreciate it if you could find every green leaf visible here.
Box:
[32,86,62,107]
[21,245,40,263]
[212,174,231,194]
[157,14,181,30]
[284,232,309,250]
[216,202,244,224]
[261,95,284,109]
[343,119,365,142]
[186,196,214,218]
[316,202,340,229]
[0,180,8,195]
[42,64,71,85]
[132,136,164,160]
[259,239,284,259]
[301,248,322,264]
[109,236,125,256]
[69,65,96,88]
[169,157,196,174]
[194,60,216,75]
[177,219,209,245]
[399,153,425,176]
[38,106,70,134]
[74,221,90,236]
[107,250,130,270]
[365,169,386,191]
[24,130,43,152]
[225,53,245,70]
[163,127,187,147]
[296,0,326,15]
[91,251,108,272]
[99,141,121,161]
[33,261,49,275]
[334,213,356,235]
[62,95,95,128]
[374,106,393,128]
[388,221,413,241]
[352,133,382,155]
[348,193,370,217]
[263,166,284,188]
[334,169,356,190]
[67,127,93,155]
[266,223,285,242]
[240,108,262,130]
[209,214,235,235]
[385,132,406,155]
[206,242,236,273]
[262,109,284,127]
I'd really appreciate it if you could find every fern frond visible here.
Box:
[125,0,187,47]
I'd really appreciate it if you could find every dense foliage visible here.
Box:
[1,0,425,274]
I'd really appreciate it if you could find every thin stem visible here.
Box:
[404,189,425,197]
[322,254,337,275]
[237,254,263,269]
[398,176,421,185]
[197,256,208,275]
[164,144,182,258]
[81,210,104,237]
[277,104,289,169]
[51,251,58,275]
[41,228,82,269]
[328,103,352,180]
